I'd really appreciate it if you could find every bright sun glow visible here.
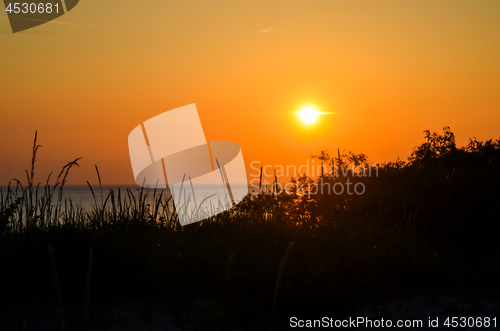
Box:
[299,107,319,124]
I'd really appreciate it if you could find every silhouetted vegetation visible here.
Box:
[1,127,499,330]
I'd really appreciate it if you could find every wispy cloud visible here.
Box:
[259,27,275,33]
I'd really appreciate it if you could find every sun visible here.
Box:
[299,107,319,124]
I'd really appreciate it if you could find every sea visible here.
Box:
[0,184,254,211]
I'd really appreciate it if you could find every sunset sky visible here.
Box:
[1,0,500,185]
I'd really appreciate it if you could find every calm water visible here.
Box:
[0,185,171,210]
[0,184,252,211]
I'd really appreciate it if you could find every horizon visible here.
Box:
[0,126,496,187]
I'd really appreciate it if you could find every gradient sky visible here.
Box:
[1,0,500,185]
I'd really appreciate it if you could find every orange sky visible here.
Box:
[1,0,500,185]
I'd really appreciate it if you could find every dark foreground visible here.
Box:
[1,128,500,330]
